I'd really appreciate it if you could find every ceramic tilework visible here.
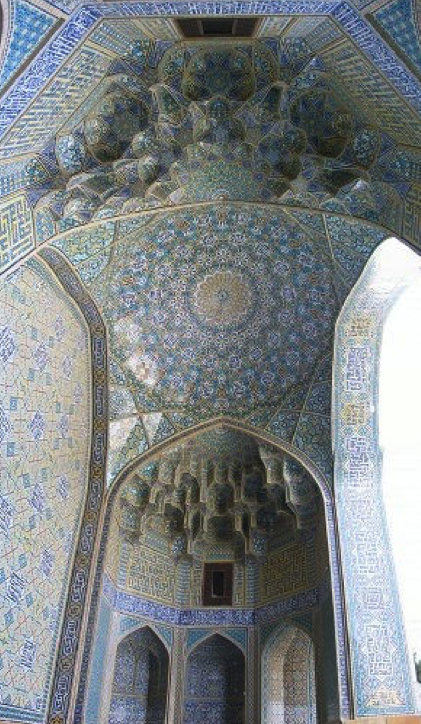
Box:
[35,248,108,724]
[109,626,169,724]
[0,193,35,273]
[403,184,421,243]
[260,544,308,603]
[0,0,420,148]
[84,595,113,724]
[52,222,114,283]
[125,545,175,604]
[105,573,320,626]
[175,559,191,607]
[373,0,421,74]
[261,624,316,724]
[256,16,292,37]
[317,595,340,722]
[333,241,418,715]
[48,209,381,489]
[184,634,245,724]
[0,46,110,157]
[187,627,247,652]
[324,40,421,146]
[88,19,154,56]
[86,205,338,420]
[79,411,351,714]
[0,257,91,723]
[284,16,341,52]
[0,157,51,197]
[0,0,56,92]
[267,354,335,483]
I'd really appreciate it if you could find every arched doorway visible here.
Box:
[108,626,169,724]
[184,634,245,724]
[262,624,316,724]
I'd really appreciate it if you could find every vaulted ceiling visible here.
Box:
[0,0,420,489]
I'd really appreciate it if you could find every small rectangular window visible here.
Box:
[203,563,233,606]
[175,17,258,38]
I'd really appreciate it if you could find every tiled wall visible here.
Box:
[0,257,91,723]
[184,634,245,724]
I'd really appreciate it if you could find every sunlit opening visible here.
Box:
[380,246,421,704]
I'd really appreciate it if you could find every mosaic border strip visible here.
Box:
[0,0,420,141]
[103,574,320,625]
[37,247,108,724]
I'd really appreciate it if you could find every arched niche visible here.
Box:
[262,623,316,724]
[108,625,169,724]
[333,237,421,717]
[184,633,245,724]
[80,418,349,721]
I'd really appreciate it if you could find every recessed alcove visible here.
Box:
[85,424,340,724]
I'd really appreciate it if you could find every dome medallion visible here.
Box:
[191,270,254,330]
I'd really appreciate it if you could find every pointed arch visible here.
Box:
[108,625,169,724]
[115,622,172,652]
[76,416,351,722]
[184,633,246,724]
[187,628,247,655]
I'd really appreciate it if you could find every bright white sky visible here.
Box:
[380,279,421,667]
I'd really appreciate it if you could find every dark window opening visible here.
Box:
[202,19,234,35]
[203,563,233,606]
[175,17,258,38]
[212,570,225,597]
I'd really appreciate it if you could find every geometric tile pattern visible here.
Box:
[324,39,421,147]
[261,624,316,724]
[0,0,56,92]
[0,193,35,274]
[113,431,318,571]
[0,46,110,157]
[34,248,108,724]
[316,595,340,722]
[0,257,91,723]
[125,546,175,604]
[333,239,419,715]
[0,0,420,147]
[85,205,338,424]
[109,627,168,724]
[403,184,421,243]
[0,157,51,199]
[77,405,352,719]
[104,572,321,627]
[46,209,388,491]
[84,595,112,724]
[260,545,308,603]
[184,634,245,724]
[1,3,420,723]
[374,0,421,75]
